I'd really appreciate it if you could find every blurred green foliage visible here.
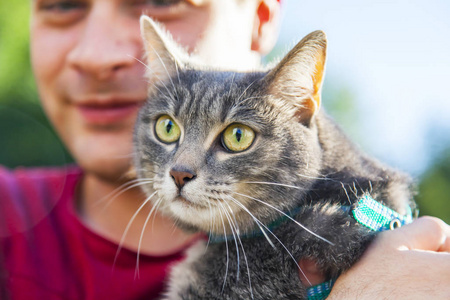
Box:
[0,1,72,168]
[0,1,35,101]
[416,151,450,222]
[0,2,448,222]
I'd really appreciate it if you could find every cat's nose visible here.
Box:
[170,167,196,190]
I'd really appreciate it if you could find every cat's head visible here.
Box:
[134,16,327,235]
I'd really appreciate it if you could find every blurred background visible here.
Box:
[0,0,449,222]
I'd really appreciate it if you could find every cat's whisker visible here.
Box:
[113,191,157,270]
[147,45,178,95]
[133,45,179,102]
[242,181,307,191]
[222,199,241,236]
[220,200,254,300]
[217,202,242,286]
[237,96,262,106]
[204,199,214,253]
[129,55,173,96]
[340,182,352,205]
[236,78,258,103]
[144,78,166,96]
[216,203,230,293]
[369,180,373,194]
[174,58,181,85]
[257,219,312,286]
[226,195,312,287]
[351,182,359,197]
[96,179,154,212]
[135,197,164,279]
[151,196,165,235]
[234,192,334,245]
[225,195,275,249]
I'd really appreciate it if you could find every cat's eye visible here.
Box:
[222,124,255,153]
[155,115,181,143]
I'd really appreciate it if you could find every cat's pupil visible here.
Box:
[166,121,173,134]
[235,128,242,142]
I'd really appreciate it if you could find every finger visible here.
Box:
[298,258,326,286]
[380,216,450,252]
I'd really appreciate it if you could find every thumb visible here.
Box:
[380,216,450,252]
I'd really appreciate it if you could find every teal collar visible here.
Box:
[208,195,413,242]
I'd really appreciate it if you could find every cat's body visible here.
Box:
[134,17,413,299]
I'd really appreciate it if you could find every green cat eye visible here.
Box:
[155,115,181,143]
[222,124,255,152]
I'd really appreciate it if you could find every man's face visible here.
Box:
[31,0,265,181]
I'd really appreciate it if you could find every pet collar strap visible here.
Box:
[352,195,413,231]
[306,195,413,300]
[306,279,334,300]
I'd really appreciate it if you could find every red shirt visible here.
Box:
[0,166,185,300]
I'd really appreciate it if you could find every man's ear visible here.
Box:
[251,0,281,55]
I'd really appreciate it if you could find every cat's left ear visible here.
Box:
[140,16,189,85]
[265,31,327,126]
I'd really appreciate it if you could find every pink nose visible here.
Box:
[169,168,196,189]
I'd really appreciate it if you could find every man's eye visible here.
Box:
[39,0,87,12]
[129,0,187,20]
[36,0,87,25]
[132,0,183,7]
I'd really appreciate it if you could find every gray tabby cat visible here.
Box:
[134,16,414,299]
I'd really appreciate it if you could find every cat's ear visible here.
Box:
[140,15,189,84]
[265,31,327,126]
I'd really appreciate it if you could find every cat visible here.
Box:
[133,16,414,299]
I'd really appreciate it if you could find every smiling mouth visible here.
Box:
[77,101,143,125]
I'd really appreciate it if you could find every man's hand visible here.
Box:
[327,216,450,299]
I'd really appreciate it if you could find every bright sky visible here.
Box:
[276,0,450,175]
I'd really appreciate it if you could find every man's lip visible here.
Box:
[76,100,144,125]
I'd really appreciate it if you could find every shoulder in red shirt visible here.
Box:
[0,165,185,300]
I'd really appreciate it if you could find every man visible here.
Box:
[0,0,449,299]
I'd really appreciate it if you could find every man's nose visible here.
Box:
[67,6,140,80]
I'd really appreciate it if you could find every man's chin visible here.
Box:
[78,156,135,185]
[68,130,136,184]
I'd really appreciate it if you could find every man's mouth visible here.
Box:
[76,100,143,125]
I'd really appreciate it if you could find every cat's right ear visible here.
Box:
[140,15,188,85]
[264,31,327,126]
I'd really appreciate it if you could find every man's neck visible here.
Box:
[76,173,199,256]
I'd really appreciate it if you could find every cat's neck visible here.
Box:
[313,112,412,213]
[314,112,374,175]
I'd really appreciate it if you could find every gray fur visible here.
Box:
[133,16,413,299]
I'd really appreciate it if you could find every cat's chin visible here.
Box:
[174,195,207,207]
[164,197,211,228]
[162,198,257,236]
